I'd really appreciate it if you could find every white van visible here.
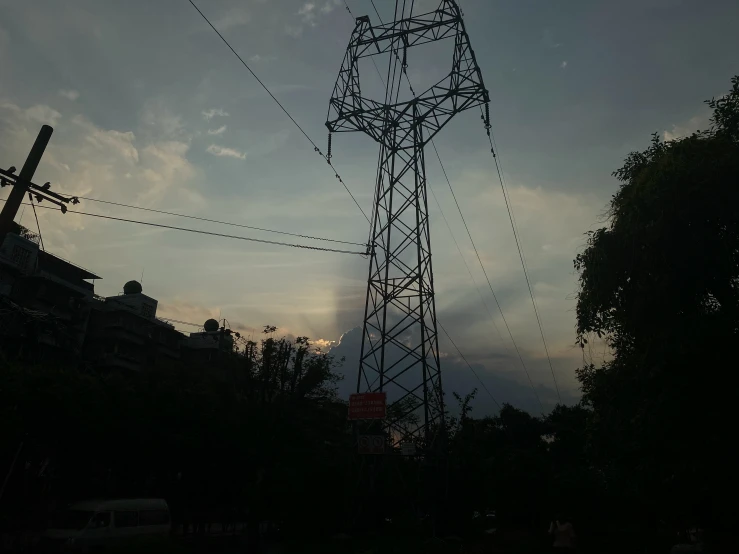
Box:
[42,498,171,551]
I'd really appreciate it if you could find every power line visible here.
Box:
[74,211,367,255]
[157,317,204,328]
[76,195,366,247]
[364,0,416,96]
[186,0,370,225]
[66,211,368,255]
[428,185,506,347]
[158,315,257,335]
[2,199,368,256]
[344,1,400,100]
[28,193,45,252]
[337,2,385,248]
[369,0,382,20]
[438,320,501,411]
[481,110,562,404]
[431,141,545,414]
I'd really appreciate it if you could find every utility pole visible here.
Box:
[0,124,78,241]
[327,0,489,449]
[0,125,53,237]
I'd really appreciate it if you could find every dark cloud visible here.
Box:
[328,326,579,418]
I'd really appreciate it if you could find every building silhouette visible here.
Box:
[0,225,238,370]
[82,280,185,371]
[0,224,98,360]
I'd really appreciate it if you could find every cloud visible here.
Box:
[28,105,62,125]
[542,29,561,49]
[285,25,304,38]
[206,144,246,159]
[328,326,576,416]
[415,170,605,395]
[663,114,709,141]
[202,108,229,121]
[289,0,340,35]
[1,102,63,127]
[298,0,340,23]
[560,61,568,69]
[141,99,186,139]
[249,54,275,64]
[212,8,251,31]
[313,338,336,350]
[320,1,341,14]
[269,84,310,95]
[0,97,202,263]
[73,115,139,165]
[139,141,196,204]
[207,125,227,136]
[298,2,317,24]
[58,89,80,101]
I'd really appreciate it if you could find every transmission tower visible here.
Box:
[327,0,489,448]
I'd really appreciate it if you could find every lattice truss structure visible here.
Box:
[327,0,489,446]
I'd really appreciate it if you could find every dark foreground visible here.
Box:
[4,525,716,554]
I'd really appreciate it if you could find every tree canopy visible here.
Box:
[0,329,353,539]
[574,75,739,531]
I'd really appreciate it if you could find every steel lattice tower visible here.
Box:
[327,0,489,448]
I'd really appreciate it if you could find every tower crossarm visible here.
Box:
[326,0,489,147]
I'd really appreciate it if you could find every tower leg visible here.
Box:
[357,113,444,449]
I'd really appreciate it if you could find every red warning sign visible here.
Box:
[348,392,387,420]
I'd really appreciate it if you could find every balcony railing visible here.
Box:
[19,228,41,245]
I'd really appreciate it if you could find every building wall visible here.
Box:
[83,306,185,371]
[0,234,96,360]
[0,233,232,372]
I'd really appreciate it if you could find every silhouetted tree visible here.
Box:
[0,328,351,542]
[574,75,739,536]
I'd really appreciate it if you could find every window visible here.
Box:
[11,245,31,271]
[90,512,111,529]
[50,510,94,531]
[138,510,170,526]
[114,511,138,528]
[141,303,155,319]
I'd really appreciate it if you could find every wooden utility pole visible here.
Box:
[0,125,54,238]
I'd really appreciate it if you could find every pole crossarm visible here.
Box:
[0,166,78,214]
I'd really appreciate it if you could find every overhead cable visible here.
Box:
[431,142,545,414]
[481,107,561,404]
[439,320,501,411]
[428,185,506,346]
[28,193,46,252]
[76,195,366,247]
[3,200,367,256]
[157,317,204,328]
[186,0,370,224]
[65,211,368,255]
[369,0,383,21]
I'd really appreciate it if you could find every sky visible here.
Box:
[1,0,737,415]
